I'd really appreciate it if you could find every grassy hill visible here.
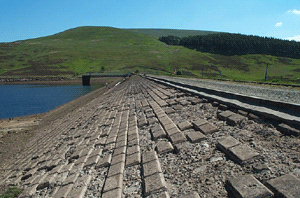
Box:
[0,26,299,83]
[125,28,217,39]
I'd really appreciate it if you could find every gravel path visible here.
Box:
[156,76,300,104]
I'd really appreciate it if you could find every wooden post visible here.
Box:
[265,64,269,81]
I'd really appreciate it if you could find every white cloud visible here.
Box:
[275,22,282,27]
[288,9,300,15]
[285,35,300,42]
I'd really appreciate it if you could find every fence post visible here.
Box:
[218,66,222,78]
[265,64,269,81]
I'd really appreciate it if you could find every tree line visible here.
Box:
[159,33,300,59]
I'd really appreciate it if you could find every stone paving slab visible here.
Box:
[143,159,162,177]
[113,146,127,156]
[226,174,274,198]
[127,138,139,146]
[227,114,247,126]
[177,121,193,131]
[163,122,177,132]
[217,110,235,121]
[156,141,174,154]
[165,107,176,114]
[149,191,170,198]
[266,174,300,198]
[63,173,79,186]
[217,136,241,153]
[67,175,91,198]
[111,154,126,165]
[219,104,228,110]
[148,117,159,125]
[127,145,140,156]
[102,188,122,198]
[96,155,112,168]
[151,125,167,140]
[107,162,125,177]
[197,122,219,135]
[192,119,208,131]
[142,151,159,164]
[144,173,167,196]
[189,98,202,105]
[84,155,100,168]
[126,152,141,167]
[53,183,73,198]
[228,144,261,165]
[169,132,187,144]
[181,191,200,198]
[172,104,184,110]
[186,131,206,143]
[103,174,123,193]
[165,127,181,137]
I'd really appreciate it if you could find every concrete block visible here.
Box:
[192,119,208,131]
[125,152,141,167]
[217,136,240,153]
[169,132,187,144]
[266,174,300,198]
[227,114,247,126]
[186,131,206,143]
[150,125,167,140]
[177,121,193,131]
[142,151,158,164]
[227,174,274,198]
[103,174,123,193]
[156,141,174,154]
[144,173,167,196]
[228,144,261,165]
[102,188,122,198]
[197,123,219,135]
[217,110,235,121]
[96,155,111,168]
[143,160,162,177]
[107,161,125,177]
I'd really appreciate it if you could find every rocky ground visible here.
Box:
[1,76,300,197]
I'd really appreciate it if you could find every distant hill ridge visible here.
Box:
[125,28,218,39]
[0,26,299,83]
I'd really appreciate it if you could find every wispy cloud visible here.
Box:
[288,9,300,15]
[275,22,282,27]
[285,35,300,42]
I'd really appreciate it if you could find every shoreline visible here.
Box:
[0,78,112,85]
[0,77,123,171]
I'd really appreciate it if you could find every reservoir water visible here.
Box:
[0,84,103,119]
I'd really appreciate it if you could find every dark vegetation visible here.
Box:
[159,33,300,58]
[127,28,217,39]
[0,187,22,198]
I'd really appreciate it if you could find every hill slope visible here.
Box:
[125,28,217,39]
[0,26,299,83]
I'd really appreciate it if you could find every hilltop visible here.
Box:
[0,26,299,83]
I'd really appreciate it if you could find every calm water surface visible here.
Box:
[0,84,103,119]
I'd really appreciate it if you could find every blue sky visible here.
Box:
[1,0,300,43]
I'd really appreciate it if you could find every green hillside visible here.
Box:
[125,28,217,39]
[0,26,299,83]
